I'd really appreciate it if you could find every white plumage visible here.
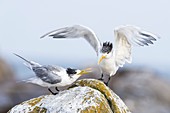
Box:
[40,25,159,85]
[14,53,91,94]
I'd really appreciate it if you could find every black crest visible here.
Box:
[66,68,77,75]
[101,42,113,53]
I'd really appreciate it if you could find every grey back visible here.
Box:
[33,65,62,84]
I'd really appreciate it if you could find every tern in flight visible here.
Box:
[14,53,91,95]
[40,25,159,85]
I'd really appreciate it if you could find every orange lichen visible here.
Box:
[70,79,131,113]
[27,96,44,107]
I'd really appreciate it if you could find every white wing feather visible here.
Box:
[114,25,158,67]
[40,25,102,55]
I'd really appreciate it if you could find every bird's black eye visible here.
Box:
[66,68,77,74]
[32,67,36,71]
[101,42,113,53]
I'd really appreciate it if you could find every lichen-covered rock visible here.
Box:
[8,79,131,113]
[71,79,131,113]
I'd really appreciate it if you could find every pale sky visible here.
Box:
[0,0,169,75]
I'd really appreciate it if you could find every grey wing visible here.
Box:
[40,25,102,55]
[46,65,65,72]
[113,25,159,68]
[33,66,62,84]
[13,53,41,70]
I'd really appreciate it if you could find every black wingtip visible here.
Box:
[40,36,45,39]
[40,34,48,39]
[13,53,21,58]
[49,34,66,38]
[139,32,157,41]
[40,35,54,39]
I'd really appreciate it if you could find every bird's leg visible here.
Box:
[55,87,59,92]
[48,88,58,95]
[105,76,111,86]
[98,73,104,81]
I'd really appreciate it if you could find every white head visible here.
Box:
[98,42,113,64]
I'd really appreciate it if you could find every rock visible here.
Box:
[8,79,131,113]
[110,69,170,113]
[0,57,16,113]
[0,56,49,113]
[0,57,15,83]
[80,66,170,113]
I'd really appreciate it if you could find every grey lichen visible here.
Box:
[8,79,131,113]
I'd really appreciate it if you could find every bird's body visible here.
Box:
[27,75,77,88]
[40,25,159,85]
[99,54,117,76]
[26,66,80,87]
[14,53,91,94]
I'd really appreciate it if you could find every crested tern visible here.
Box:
[14,53,91,95]
[40,25,159,85]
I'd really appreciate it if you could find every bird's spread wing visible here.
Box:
[40,25,102,55]
[34,66,62,84]
[113,25,159,67]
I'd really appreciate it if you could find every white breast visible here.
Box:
[28,71,77,88]
[56,74,76,87]
[99,56,118,76]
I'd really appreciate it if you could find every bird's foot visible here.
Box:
[98,77,104,81]
[55,87,59,92]
[104,82,109,86]
[48,88,58,95]
[104,76,111,86]
[98,74,104,81]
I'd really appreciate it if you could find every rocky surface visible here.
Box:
[8,79,131,113]
[0,56,86,113]
[0,58,15,83]
[0,57,16,113]
[110,69,170,113]
[0,57,47,113]
[1,59,170,113]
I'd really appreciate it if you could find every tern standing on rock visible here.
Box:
[40,25,159,85]
[14,53,91,95]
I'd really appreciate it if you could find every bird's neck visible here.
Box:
[72,75,81,80]
[65,74,80,81]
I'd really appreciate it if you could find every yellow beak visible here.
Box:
[98,55,106,64]
[78,68,92,75]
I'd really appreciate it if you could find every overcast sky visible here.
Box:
[0,0,169,75]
